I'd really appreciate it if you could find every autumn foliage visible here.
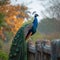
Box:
[0,2,28,40]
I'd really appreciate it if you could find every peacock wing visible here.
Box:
[24,23,33,37]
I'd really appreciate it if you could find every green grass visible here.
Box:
[0,40,4,50]
[0,50,8,60]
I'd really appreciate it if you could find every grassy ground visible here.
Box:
[0,50,8,60]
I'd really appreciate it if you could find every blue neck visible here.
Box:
[33,17,38,29]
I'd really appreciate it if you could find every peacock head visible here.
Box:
[34,14,39,17]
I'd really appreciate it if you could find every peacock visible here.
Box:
[8,14,39,60]
[25,14,38,39]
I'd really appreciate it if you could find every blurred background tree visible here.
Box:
[0,0,29,41]
[38,0,60,20]
[37,0,60,40]
[0,13,5,28]
[0,0,10,5]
